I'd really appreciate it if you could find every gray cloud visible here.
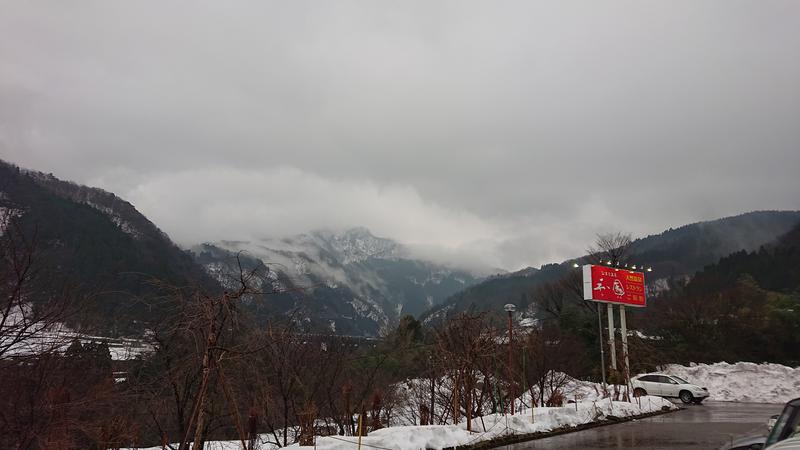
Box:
[1,0,799,270]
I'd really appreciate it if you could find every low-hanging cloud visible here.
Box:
[124,166,494,248]
[1,1,799,270]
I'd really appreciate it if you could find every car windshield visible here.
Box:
[766,399,800,446]
[671,376,690,384]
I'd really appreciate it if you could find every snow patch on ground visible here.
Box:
[294,396,674,449]
[662,362,800,404]
[7,329,152,361]
[3,306,152,361]
[129,396,673,450]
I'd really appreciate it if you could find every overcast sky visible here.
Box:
[2,1,799,270]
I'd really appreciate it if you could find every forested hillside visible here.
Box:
[421,211,800,326]
[639,222,800,366]
[0,160,219,334]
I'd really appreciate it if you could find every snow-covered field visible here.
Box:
[2,304,152,361]
[662,362,800,404]
[5,328,151,361]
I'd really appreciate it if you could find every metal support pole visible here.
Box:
[522,346,526,409]
[607,304,617,372]
[620,305,630,394]
[507,310,514,415]
[596,305,607,391]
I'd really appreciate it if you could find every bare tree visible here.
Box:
[587,231,636,390]
[520,325,584,407]
[0,217,80,450]
[587,232,633,266]
[433,313,498,432]
[0,218,71,363]
[123,253,278,450]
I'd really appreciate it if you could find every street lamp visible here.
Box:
[504,303,516,415]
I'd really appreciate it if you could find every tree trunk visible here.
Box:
[429,376,435,425]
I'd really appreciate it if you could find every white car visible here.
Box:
[631,373,710,404]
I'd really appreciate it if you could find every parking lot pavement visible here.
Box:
[502,401,784,450]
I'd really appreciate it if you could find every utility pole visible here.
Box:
[504,303,516,415]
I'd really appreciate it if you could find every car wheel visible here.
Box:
[633,388,647,397]
[679,390,694,404]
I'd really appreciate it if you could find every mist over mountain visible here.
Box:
[420,210,800,326]
[3,157,799,340]
[2,3,800,447]
[677,220,800,297]
[0,159,485,336]
[195,227,483,336]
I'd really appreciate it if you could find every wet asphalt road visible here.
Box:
[501,402,784,450]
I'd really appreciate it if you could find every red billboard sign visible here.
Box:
[582,264,646,307]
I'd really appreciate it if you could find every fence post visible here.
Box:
[357,407,363,450]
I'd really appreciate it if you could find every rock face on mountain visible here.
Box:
[194,228,481,336]
[420,210,800,326]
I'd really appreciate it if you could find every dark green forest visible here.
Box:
[0,160,220,334]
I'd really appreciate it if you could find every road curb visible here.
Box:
[443,406,682,450]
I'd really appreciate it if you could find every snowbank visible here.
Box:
[128,397,673,450]
[292,396,674,450]
[663,362,800,404]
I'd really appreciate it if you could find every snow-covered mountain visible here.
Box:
[193,228,482,336]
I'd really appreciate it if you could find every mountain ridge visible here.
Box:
[4,158,798,338]
[194,227,482,336]
[0,159,220,334]
[420,210,800,325]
